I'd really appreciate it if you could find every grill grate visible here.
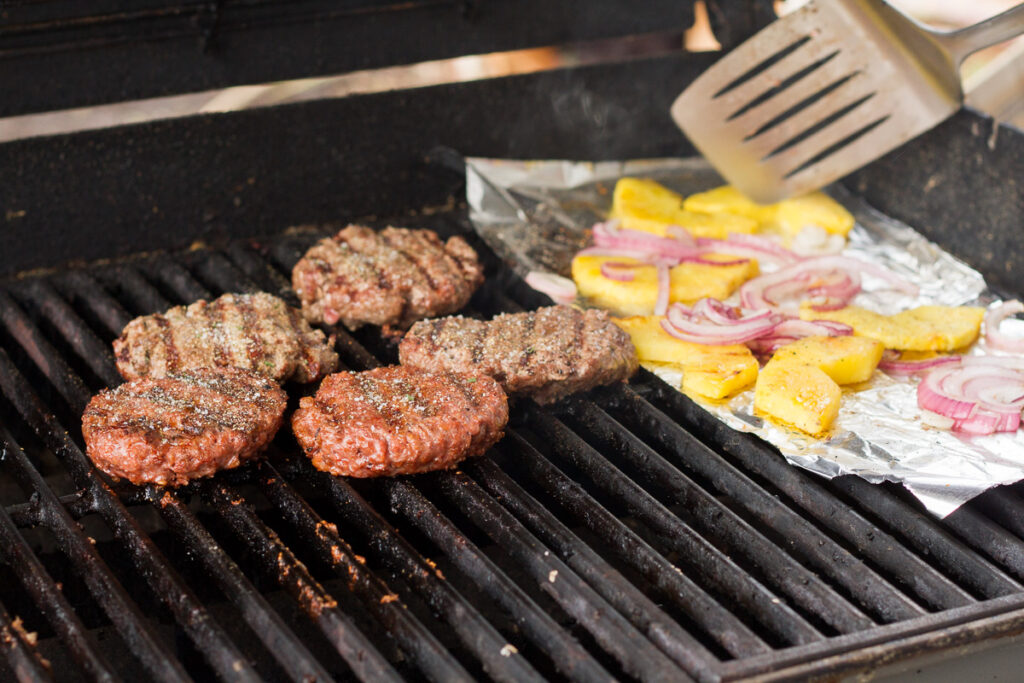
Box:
[2,215,1024,681]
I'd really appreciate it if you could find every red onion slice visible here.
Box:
[660,317,781,346]
[746,336,800,355]
[916,359,1024,434]
[878,355,960,374]
[665,225,697,246]
[654,265,670,316]
[662,302,781,345]
[985,300,1024,353]
[917,367,977,420]
[692,298,747,324]
[954,408,1021,435]
[599,261,639,282]
[589,222,752,268]
[697,233,802,266]
[742,319,851,355]
[524,271,577,305]
[592,226,705,262]
[591,219,621,237]
[772,318,853,338]
[739,255,915,311]
[680,255,751,267]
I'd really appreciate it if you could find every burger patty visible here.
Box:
[291,225,484,329]
[398,305,639,404]
[291,366,508,478]
[114,292,338,383]
[82,368,287,486]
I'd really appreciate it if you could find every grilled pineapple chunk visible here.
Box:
[572,255,759,315]
[754,336,884,436]
[610,178,757,238]
[614,315,758,399]
[773,193,855,239]
[683,185,854,240]
[755,362,841,436]
[770,336,885,385]
[800,304,985,351]
[682,185,774,221]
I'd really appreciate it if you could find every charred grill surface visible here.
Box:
[0,219,1023,681]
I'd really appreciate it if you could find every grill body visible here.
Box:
[1,3,1024,680]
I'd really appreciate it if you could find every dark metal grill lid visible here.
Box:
[0,0,697,118]
[2,212,1024,681]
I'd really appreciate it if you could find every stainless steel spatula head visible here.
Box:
[672,0,1024,203]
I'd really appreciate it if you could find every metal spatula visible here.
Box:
[671,0,1024,203]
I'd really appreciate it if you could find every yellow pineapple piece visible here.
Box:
[614,315,758,399]
[683,185,774,222]
[800,304,985,351]
[610,178,757,239]
[754,335,884,435]
[770,336,885,385]
[755,362,841,436]
[774,193,855,238]
[572,255,759,315]
[683,185,854,240]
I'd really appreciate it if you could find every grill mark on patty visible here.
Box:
[286,305,316,370]
[451,374,482,408]
[116,292,336,383]
[441,242,473,281]
[154,315,180,372]
[108,379,255,436]
[356,374,403,428]
[335,232,391,292]
[210,298,232,367]
[237,295,267,367]
[518,312,538,369]
[433,243,469,292]
[567,310,586,378]
[135,388,242,433]
[397,375,436,418]
[471,322,486,365]
[428,318,446,349]
[381,230,439,292]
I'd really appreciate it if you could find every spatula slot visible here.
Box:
[743,72,859,142]
[712,35,813,99]
[727,50,840,122]
[782,114,889,179]
[763,92,876,160]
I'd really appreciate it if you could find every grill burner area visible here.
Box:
[3,213,1024,682]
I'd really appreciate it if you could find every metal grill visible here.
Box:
[3,213,1024,682]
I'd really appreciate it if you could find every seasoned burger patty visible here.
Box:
[399,305,639,404]
[292,366,507,478]
[114,292,337,383]
[291,225,484,329]
[82,368,287,486]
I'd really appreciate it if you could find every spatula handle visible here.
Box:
[940,3,1024,66]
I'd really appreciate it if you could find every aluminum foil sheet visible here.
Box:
[466,156,1024,518]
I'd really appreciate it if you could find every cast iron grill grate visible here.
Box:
[2,213,1024,681]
